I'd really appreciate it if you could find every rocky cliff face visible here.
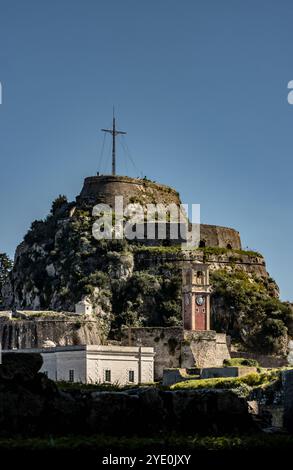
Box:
[1,178,292,354]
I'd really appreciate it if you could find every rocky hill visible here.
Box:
[1,176,292,354]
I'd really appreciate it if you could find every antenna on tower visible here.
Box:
[101,108,127,176]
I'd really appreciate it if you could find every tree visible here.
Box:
[0,253,13,307]
[51,195,68,215]
[254,318,288,354]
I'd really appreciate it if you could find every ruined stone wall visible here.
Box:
[216,333,232,365]
[231,351,287,368]
[121,327,183,380]
[121,327,230,380]
[181,331,230,369]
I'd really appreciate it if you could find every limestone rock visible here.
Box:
[46,263,56,277]
[0,175,285,355]
[42,339,56,348]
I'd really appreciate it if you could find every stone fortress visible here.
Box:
[1,169,284,383]
[2,120,293,439]
[78,174,242,249]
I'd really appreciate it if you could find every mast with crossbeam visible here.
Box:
[101,110,127,176]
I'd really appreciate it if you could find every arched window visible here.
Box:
[196,271,203,284]
[199,240,206,248]
[226,243,232,249]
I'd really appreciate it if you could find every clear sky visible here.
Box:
[0,0,293,299]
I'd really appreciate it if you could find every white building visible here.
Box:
[75,299,92,315]
[8,345,155,385]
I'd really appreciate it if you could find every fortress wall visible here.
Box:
[121,327,183,380]
[231,351,287,368]
[200,224,242,249]
[181,331,230,369]
[122,327,230,379]
[131,223,242,248]
[78,175,181,207]
[134,250,267,280]
[0,320,103,349]
[78,175,242,249]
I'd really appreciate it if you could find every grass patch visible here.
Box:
[170,370,280,391]
[133,245,263,258]
[56,381,158,392]
[0,433,292,451]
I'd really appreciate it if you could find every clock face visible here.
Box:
[196,296,204,306]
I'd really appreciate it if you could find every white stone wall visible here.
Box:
[40,348,86,383]
[56,349,86,383]
[41,351,56,380]
[37,345,154,385]
[141,352,154,383]
[86,346,154,385]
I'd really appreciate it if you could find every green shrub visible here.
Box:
[133,245,181,255]
[223,358,259,367]
[51,195,68,215]
[199,246,263,258]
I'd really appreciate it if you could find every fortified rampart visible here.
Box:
[134,249,267,279]
[0,319,103,349]
[78,175,242,249]
[121,327,230,380]
[200,224,241,250]
[78,175,181,207]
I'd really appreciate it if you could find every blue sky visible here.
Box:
[0,0,293,299]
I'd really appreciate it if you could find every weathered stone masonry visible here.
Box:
[78,175,242,249]
[122,327,230,380]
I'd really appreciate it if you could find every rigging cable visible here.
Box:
[97,131,107,173]
[120,134,143,178]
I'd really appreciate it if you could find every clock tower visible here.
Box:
[182,262,211,331]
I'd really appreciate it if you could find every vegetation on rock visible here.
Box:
[211,270,293,354]
[223,358,259,367]
[2,193,292,355]
[170,370,281,393]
